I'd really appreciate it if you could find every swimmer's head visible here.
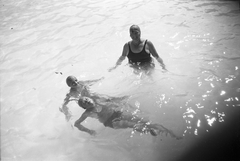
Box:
[129,25,141,40]
[78,97,95,109]
[130,25,141,33]
[66,76,78,87]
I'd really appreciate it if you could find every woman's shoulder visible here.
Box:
[145,39,153,44]
[123,42,130,51]
[145,40,154,47]
[124,41,131,46]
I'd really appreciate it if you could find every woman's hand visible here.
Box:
[108,66,117,72]
[88,130,97,136]
[160,64,168,72]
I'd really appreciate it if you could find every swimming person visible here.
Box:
[60,75,128,121]
[109,25,166,72]
[74,96,182,139]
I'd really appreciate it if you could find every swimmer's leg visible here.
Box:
[111,112,147,131]
[108,95,130,103]
[114,121,161,136]
[147,124,182,139]
[111,112,181,139]
[111,117,157,136]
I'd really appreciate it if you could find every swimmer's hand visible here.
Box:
[160,64,167,71]
[159,64,168,73]
[65,113,72,122]
[88,130,97,136]
[59,106,72,121]
[108,66,117,72]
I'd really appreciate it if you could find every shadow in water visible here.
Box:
[178,108,240,161]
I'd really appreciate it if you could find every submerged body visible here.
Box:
[75,96,182,139]
[60,76,128,121]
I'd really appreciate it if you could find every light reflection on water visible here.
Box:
[1,0,240,161]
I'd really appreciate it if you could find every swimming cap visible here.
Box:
[66,76,77,87]
[130,25,141,32]
[78,97,95,109]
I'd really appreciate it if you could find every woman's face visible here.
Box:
[130,27,141,41]
[67,76,79,88]
[79,97,95,109]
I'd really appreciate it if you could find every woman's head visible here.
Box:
[130,25,140,32]
[78,97,95,109]
[66,76,78,87]
[129,25,141,40]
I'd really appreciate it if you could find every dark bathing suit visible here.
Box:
[127,40,154,68]
[103,111,122,128]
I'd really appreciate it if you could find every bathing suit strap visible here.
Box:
[144,39,147,48]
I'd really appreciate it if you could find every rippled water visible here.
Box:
[1,0,240,161]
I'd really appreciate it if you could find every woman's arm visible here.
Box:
[74,111,96,135]
[82,77,104,86]
[147,41,166,70]
[108,43,129,72]
[59,93,73,121]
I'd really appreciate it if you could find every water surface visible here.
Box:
[1,0,240,161]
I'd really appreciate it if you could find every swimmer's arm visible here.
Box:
[83,77,104,86]
[74,111,96,135]
[59,93,73,121]
[148,41,166,70]
[63,93,71,104]
[108,43,128,72]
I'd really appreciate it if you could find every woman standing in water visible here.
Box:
[109,25,166,71]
